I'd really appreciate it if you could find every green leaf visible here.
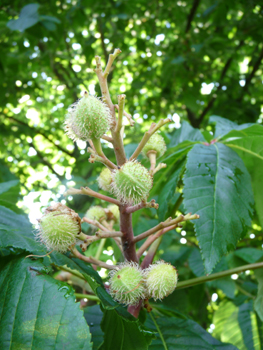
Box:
[146,312,237,349]
[189,249,235,298]
[0,206,45,254]
[100,309,155,350]
[84,305,104,350]
[0,256,92,349]
[235,248,263,264]
[158,162,184,220]
[169,121,205,147]
[209,116,252,138]
[0,180,21,213]
[6,4,40,32]
[183,143,254,273]
[222,124,263,228]
[213,300,261,350]
[254,269,263,322]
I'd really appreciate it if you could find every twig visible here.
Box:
[133,213,199,243]
[72,248,118,270]
[82,217,109,231]
[93,49,127,165]
[148,152,157,173]
[116,94,126,132]
[104,48,122,78]
[101,135,113,143]
[153,163,167,174]
[114,104,135,127]
[176,261,263,289]
[137,225,177,258]
[55,265,86,281]
[64,187,121,206]
[74,293,100,301]
[130,118,171,161]
[87,146,117,169]
[124,199,159,214]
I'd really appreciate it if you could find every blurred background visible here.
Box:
[0,0,263,223]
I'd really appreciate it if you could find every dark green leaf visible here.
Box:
[0,256,92,349]
[209,116,252,138]
[158,161,184,220]
[0,180,21,212]
[235,248,263,264]
[254,269,263,322]
[0,206,45,254]
[84,305,104,350]
[222,124,263,228]
[183,143,254,273]
[100,309,155,350]
[146,313,237,349]
[169,121,205,147]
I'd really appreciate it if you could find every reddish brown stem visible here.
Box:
[119,204,138,262]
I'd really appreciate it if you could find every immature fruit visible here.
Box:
[109,262,146,305]
[112,161,153,204]
[37,203,81,253]
[107,204,120,223]
[64,93,112,141]
[85,206,106,222]
[144,261,178,301]
[97,167,112,192]
[142,133,166,158]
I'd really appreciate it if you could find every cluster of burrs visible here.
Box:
[36,48,199,309]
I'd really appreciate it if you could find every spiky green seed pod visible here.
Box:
[85,206,106,222]
[64,93,112,141]
[107,204,120,223]
[144,261,178,301]
[112,161,153,204]
[142,133,166,159]
[97,167,112,192]
[37,203,81,253]
[109,262,146,306]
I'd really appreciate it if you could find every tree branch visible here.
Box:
[6,115,73,156]
[185,0,201,33]
[197,40,245,125]
[29,141,64,181]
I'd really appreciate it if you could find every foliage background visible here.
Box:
[1,1,263,349]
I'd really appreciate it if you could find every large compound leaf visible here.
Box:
[213,300,261,350]
[0,256,92,350]
[183,143,254,273]
[146,313,237,350]
[222,124,263,227]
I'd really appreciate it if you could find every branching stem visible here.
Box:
[133,213,199,243]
